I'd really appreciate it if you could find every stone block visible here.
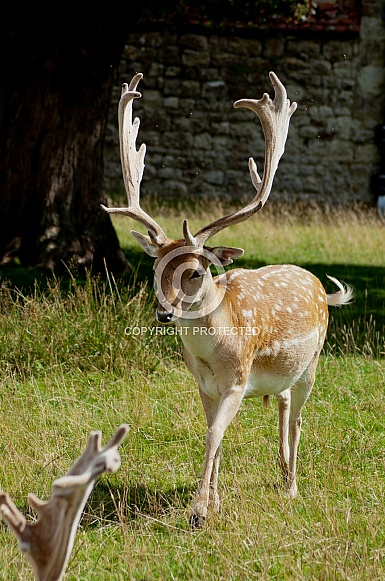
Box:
[161,46,182,65]
[330,116,353,140]
[123,45,141,61]
[162,131,194,150]
[158,166,183,179]
[312,60,332,74]
[179,98,198,114]
[360,17,385,43]
[332,60,357,80]
[143,131,161,147]
[190,113,212,133]
[355,143,380,164]
[298,125,317,139]
[164,96,179,109]
[181,80,201,98]
[163,180,189,197]
[212,136,230,156]
[199,67,222,81]
[211,52,240,67]
[264,38,284,58]
[180,34,208,52]
[165,66,182,77]
[351,125,375,144]
[286,84,306,102]
[163,78,181,96]
[182,50,210,67]
[286,40,321,59]
[358,66,385,96]
[194,133,213,150]
[163,154,184,169]
[323,41,354,61]
[213,36,262,57]
[148,62,164,77]
[211,122,230,136]
[303,176,321,193]
[172,117,191,131]
[308,105,334,121]
[202,80,227,99]
[205,170,224,185]
[143,90,162,106]
[328,139,354,162]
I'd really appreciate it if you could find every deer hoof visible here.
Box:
[284,485,298,499]
[190,513,206,529]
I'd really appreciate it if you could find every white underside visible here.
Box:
[243,372,297,397]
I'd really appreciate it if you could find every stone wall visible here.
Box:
[104,0,385,206]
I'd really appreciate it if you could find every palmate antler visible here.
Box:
[0,424,129,581]
[102,71,296,251]
[101,73,170,248]
[189,71,297,247]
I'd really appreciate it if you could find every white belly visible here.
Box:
[243,371,299,398]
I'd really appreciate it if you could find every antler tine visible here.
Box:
[101,73,169,247]
[194,72,297,247]
[0,425,129,581]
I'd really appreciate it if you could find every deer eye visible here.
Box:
[190,269,204,280]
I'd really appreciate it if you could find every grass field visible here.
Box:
[0,203,384,580]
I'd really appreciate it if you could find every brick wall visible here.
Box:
[104,0,385,205]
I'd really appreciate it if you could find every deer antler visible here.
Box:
[0,424,129,581]
[101,73,170,247]
[191,72,297,247]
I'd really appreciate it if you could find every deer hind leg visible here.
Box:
[276,389,291,481]
[191,386,244,528]
[286,354,319,498]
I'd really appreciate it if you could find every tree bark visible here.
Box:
[0,4,144,272]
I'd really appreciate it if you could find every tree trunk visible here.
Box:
[0,4,144,272]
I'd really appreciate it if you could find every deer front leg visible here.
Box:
[191,386,244,529]
[197,388,222,513]
[209,441,222,512]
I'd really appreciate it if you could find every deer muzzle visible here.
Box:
[156,304,174,324]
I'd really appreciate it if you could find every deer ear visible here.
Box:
[131,230,159,257]
[210,246,244,266]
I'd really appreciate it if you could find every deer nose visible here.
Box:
[156,305,174,324]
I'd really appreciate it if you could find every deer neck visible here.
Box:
[175,277,232,358]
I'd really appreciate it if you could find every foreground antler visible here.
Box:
[101,73,170,250]
[0,424,129,581]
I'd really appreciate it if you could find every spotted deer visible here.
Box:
[102,71,353,528]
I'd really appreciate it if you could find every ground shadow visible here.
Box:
[83,480,193,527]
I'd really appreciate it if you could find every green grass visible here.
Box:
[0,203,385,580]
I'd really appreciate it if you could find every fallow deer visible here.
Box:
[101,72,353,528]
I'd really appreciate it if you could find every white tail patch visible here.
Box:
[326,275,354,307]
